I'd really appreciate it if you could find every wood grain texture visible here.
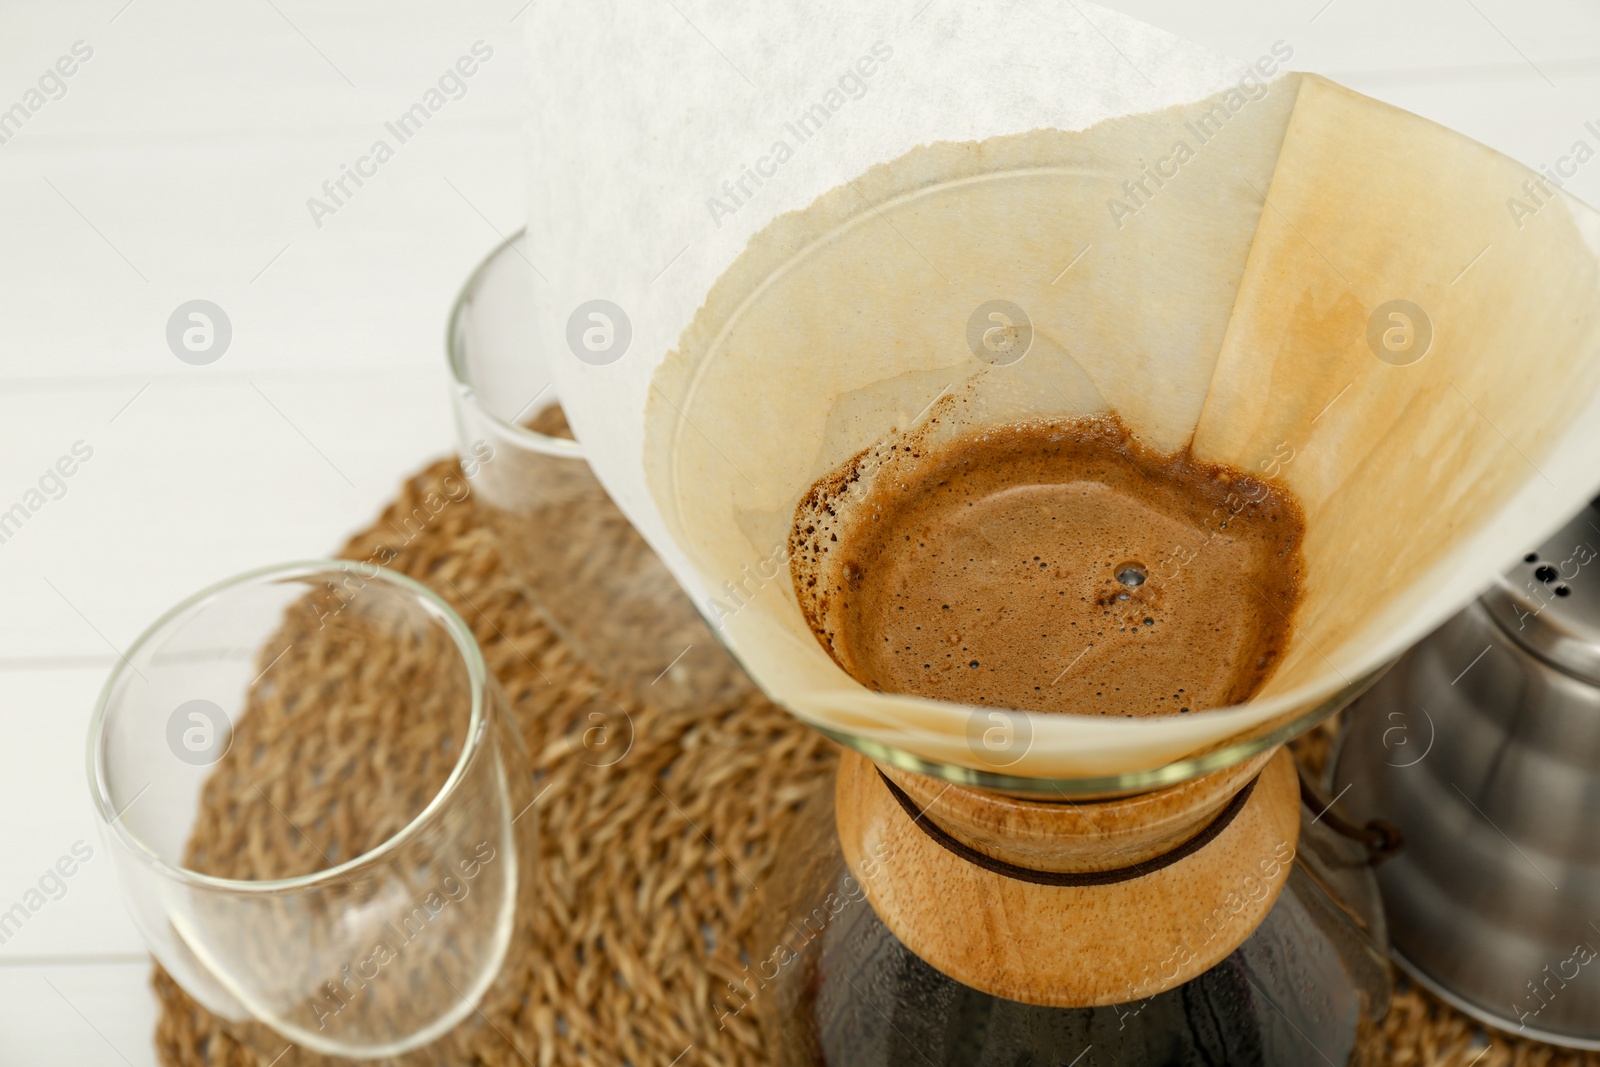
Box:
[837,746,1300,1007]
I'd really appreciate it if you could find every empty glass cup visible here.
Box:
[87,561,535,1063]
[446,230,751,713]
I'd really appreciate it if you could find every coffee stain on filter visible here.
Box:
[644,72,1600,779]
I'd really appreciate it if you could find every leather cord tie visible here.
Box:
[876,769,1259,888]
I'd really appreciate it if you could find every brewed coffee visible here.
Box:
[792,415,1305,715]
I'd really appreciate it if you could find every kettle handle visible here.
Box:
[1296,763,1405,864]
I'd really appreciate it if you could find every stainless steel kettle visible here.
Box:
[1333,500,1600,1049]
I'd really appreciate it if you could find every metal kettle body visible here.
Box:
[1335,503,1600,1048]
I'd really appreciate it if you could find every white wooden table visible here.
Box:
[1,1,1595,1063]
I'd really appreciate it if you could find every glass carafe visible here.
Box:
[751,748,1392,1067]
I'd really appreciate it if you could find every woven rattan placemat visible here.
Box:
[152,458,1599,1067]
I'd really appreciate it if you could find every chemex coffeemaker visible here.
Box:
[515,2,1600,1062]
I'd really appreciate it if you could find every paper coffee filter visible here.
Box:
[528,5,1600,778]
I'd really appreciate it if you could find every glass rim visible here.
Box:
[446,227,585,461]
[85,559,491,894]
[811,661,1393,796]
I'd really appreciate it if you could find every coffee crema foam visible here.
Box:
[789,415,1305,717]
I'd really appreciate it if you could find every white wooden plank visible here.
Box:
[1101,0,1600,75]
[0,130,528,382]
[0,0,529,382]
[0,0,526,137]
[0,962,160,1067]
[0,666,149,962]
[0,370,455,659]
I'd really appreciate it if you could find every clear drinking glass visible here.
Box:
[87,561,534,1063]
[446,230,751,713]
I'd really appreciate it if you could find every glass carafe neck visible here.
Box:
[835,745,1302,1007]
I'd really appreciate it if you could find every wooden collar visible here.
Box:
[836,746,1301,1007]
